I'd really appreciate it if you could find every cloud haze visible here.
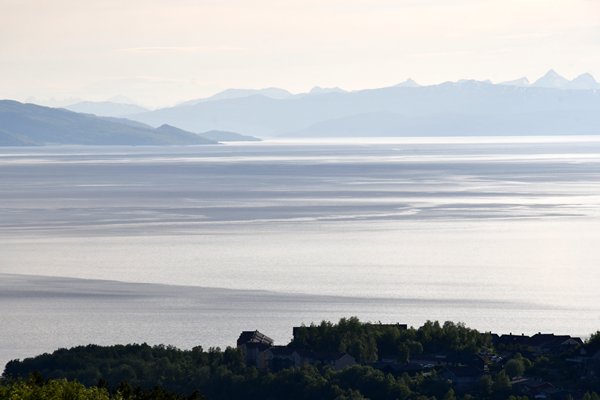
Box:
[1,0,599,107]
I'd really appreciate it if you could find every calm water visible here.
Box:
[1,137,600,368]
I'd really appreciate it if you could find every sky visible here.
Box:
[1,0,600,108]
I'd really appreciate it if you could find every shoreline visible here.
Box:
[2,273,597,370]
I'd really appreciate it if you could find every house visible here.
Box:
[528,333,583,355]
[236,328,358,371]
[493,332,583,356]
[237,330,274,367]
[493,333,531,350]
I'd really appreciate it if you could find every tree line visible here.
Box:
[2,318,600,400]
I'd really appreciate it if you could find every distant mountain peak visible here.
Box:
[533,69,570,88]
[540,69,564,80]
[568,73,600,90]
[157,123,176,130]
[574,72,596,80]
[177,87,293,107]
[395,79,420,88]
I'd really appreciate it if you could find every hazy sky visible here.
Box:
[1,0,600,107]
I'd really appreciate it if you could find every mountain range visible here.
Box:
[3,70,600,144]
[123,70,600,137]
[497,70,600,90]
